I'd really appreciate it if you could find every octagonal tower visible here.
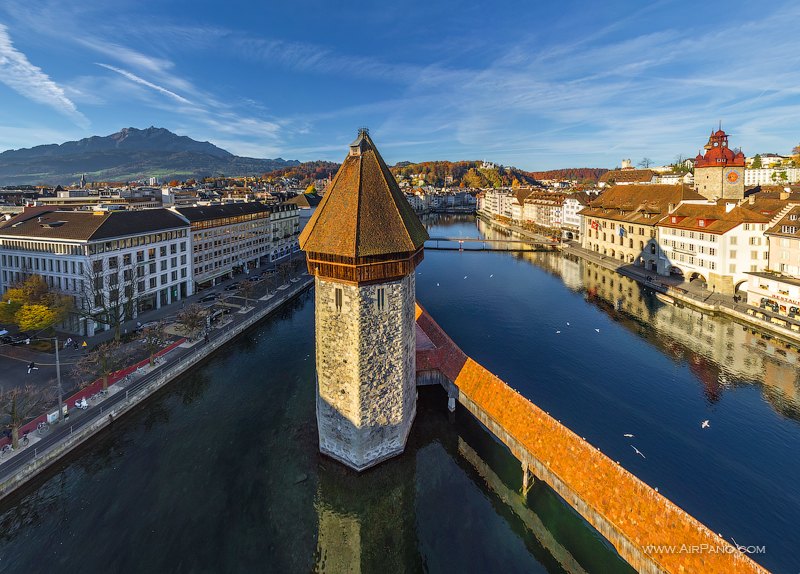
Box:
[298,129,429,471]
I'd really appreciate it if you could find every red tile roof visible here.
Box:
[415,303,769,574]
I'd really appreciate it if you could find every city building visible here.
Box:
[562,192,592,240]
[598,169,656,187]
[656,197,782,294]
[173,202,299,290]
[0,208,191,335]
[579,184,702,273]
[743,167,800,186]
[299,129,428,471]
[693,129,746,200]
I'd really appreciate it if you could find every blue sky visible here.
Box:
[0,0,798,170]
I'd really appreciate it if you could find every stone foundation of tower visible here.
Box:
[314,273,417,471]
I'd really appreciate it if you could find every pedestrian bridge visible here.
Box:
[414,303,769,574]
[425,237,559,252]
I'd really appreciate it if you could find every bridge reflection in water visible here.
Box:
[415,303,769,574]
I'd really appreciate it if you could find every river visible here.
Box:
[0,215,795,573]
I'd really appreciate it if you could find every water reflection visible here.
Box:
[473,215,800,423]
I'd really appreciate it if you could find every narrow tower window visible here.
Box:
[376,286,386,311]
[335,287,343,312]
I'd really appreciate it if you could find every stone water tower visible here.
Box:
[298,129,429,471]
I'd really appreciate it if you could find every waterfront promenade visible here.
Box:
[0,271,313,500]
[480,213,800,346]
[415,303,770,574]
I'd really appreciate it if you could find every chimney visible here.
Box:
[748,195,755,205]
[780,190,790,200]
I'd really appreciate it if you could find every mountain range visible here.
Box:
[0,127,299,186]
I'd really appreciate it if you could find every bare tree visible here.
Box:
[638,157,653,168]
[141,322,167,366]
[1,386,47,449]
[76,256,141,342]
[73,340,130,391]
[278,261,291,286]
[176,304,206,341]
[238,281,255,310]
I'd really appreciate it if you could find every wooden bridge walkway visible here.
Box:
[414,303,769,574]
[425,237,559,252]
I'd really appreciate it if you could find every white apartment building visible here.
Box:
[562,193,591,240]
[478,189,515,219]
[174,202,299,290]
[0,208,192,335]
[743,168,800,186]
[657,200,776,294]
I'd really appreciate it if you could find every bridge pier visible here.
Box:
[522,461,533,498]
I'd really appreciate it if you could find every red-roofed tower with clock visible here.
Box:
[693,127,745,200]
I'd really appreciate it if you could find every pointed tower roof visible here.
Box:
[299,129,429,258]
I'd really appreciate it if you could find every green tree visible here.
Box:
[0,275,72,333]
[0,386,46,449]
[751,154,762,168]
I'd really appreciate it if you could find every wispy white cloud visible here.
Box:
[95,62,192,105]
[0,24,88,128]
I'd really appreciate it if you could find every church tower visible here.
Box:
[298,129,429,471]
[693,127,745,200]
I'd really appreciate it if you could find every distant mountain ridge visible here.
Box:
[0,127,299,185]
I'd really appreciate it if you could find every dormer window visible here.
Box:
[698,219,705,227]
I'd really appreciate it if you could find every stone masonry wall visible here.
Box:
[315,273,416,471]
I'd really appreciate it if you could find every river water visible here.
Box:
[0,215,795,573]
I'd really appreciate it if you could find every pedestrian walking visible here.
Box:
[64,337,73,349]
[27,362,38,374]
[204,333,210,344]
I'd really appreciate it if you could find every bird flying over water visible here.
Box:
[556,330,561,334]
[566,322,570,326]
[701,420,710,429]
[623,433,634,438]
[489,274,494,278]
[464,275,468,279]
[595,328,600,333]
[631,445,646,458]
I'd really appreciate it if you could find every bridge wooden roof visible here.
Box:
[415,303,769,574]
[298,130,429,258]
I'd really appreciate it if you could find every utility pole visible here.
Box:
[54,337,64,422]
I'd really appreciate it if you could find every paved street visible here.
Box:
[0,254,306,403]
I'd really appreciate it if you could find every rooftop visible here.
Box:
[0,208,188,241]
[299,130,428,258]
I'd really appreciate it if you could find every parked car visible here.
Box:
[224,282,241,291]
[199,293,219,303]
[1,332,30,345]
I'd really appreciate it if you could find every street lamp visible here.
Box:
[53,336,65,422]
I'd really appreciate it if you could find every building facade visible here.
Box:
[580,185,702,273]
[656,200,777,294]
[0,208,191,336]
[174,202,299,289]
[299,129,427,471]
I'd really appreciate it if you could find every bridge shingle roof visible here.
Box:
[415,303,769,574]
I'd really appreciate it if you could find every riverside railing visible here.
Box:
[0,275,313,500]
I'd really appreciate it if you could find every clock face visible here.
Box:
[727,170,740,183]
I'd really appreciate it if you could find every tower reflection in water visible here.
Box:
[312,389,633,574]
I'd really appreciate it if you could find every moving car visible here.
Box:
[224,282,240,291]
[199,293,219,303]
